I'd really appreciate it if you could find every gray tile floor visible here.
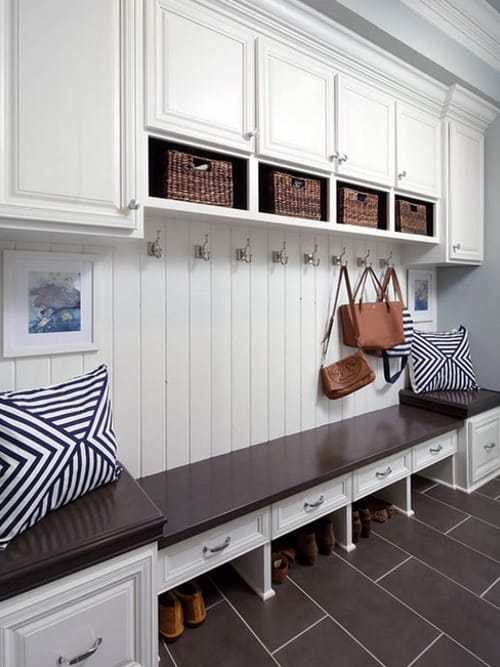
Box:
[159,475,500,667]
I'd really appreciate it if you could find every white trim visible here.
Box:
[400,0,500,73]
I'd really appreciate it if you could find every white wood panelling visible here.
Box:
[0,221,430,478]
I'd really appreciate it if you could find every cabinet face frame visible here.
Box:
[0,0,141,234]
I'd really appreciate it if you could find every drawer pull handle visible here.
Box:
[375,466,392,479]
[430,444,443,454]
[484,442,497,451]
[203,536,231,556]
[304,495,325,510]
[57,637,102,665]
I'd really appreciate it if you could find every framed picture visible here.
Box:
[407,269,435,322]
[3,250,99,358]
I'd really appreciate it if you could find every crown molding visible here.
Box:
[400,0,500,73]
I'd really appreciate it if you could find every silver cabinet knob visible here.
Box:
[398,170,407,179]
[452,242,462,252]
[330,151,340,161]
[128,198,141,210]
[338,153,348,163]
[245,128,258,139]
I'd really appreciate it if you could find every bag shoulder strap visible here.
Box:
[321,264,359,364]
[379,265,406,306]
[354,265,386,303]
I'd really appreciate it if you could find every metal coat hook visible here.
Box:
[332,247,347,266]
[379,251,394,268]
[272,241,288,265]
[304,244,320,267]
[194,234,211,261]
[356,249,372,267]
[236,238,252,263]
[147,229,163,259]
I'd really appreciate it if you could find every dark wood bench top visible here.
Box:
[0,468,166,602]
[139,405,462,550]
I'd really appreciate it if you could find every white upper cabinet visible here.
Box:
[396,102,441,197]
[448,121,484,263]
[146,0,255,152]
[335,75,394,186]
[0,0,141,234]
[256,38,335,169]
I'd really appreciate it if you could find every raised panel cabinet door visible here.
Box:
[1,0,140,232]
[256,38,335,169]
[396,102,441,197]
[147,0,255,151]
[448,122,484,263]
[336,75,394,186]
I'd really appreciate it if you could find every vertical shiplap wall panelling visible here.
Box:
[250,228,270,444]
[283,231,301,436]
[165,219,191,468]
[268,228,286,441]
[231,226,252,450]
[336,236,356,421]
[0,240,16,391]
[300,232,319,431]
[140,222,167,476]
[210,223,232,457]
[112,240,142,477]
[189,221,212,463]
[315,233,334,427]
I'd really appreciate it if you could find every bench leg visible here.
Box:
[376,477,414,517]
[231,543,275,601]
[331,505,356,552]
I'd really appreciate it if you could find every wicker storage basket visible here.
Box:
[261,171,321,220]
[162,149,233,207]
[396,200,428,235]
[337,187,378,228]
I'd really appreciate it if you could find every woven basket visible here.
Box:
[162,149,233,207]
[396,200,428,235]
[337,187,378,228]
[261,171,321,220]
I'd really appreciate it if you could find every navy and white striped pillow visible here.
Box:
[409,325,479,394]
[0,365,121,550]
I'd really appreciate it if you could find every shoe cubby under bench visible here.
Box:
[139,404,462,601]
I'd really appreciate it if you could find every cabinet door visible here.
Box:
[448,122,484,263]
[336,75,394,186]
[1,0,140,233]
[469,411,500,485]
[396,102,440,197]
[147,0,255,152]
[257,38,335,169]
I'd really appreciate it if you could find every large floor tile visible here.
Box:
[158,639,176,666]
[412,475,440,493]
[288,553,438,667]
[411,488,468,533]
[483,579,500,608]
[334,532,409,581]
[475,477,500,500]
[426,485,500,528]
[412,635,486,667]
[373,513,499,594]
[210,564,324,652]
[166,600,277,667]
[274,616,380,667]
[448,516,500,563]
[380,558,500,666]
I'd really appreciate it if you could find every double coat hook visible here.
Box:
[272,241,288,265]
[236,238,252,263]
[304,244,320,267]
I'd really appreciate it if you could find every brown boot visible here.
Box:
[159,591,184,642]
[173,580,207,627]
[272,552,289,584]
[314,516,336,555]
[356,505,371,538]
[294,527,318,566]
[352,509,362,543]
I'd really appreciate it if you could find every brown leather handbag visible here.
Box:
[320,264,375,400]
[339,265,404,352]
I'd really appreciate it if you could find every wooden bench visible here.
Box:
[139,404,461,599]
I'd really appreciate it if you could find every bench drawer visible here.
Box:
[353,450,411,500]
[469,410,500,483]
[412,431,457,472]
[157,509,270,592]
[271,475,351,538]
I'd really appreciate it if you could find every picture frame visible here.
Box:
[407,269,435,322]
[2,250,99,358]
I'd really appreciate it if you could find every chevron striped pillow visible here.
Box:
[409,325,479,394]
[0,365,121,550]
